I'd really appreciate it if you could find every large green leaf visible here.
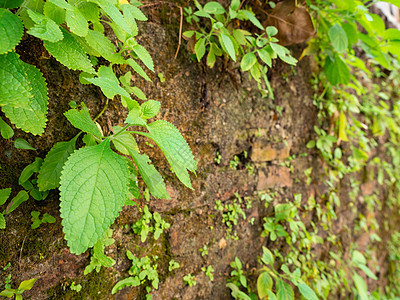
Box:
[43,1,65,24]
[85,29,124,63]
[27,9,63,42]
[324,54,350,86]
[0,52,33,108]
[64,106,102,137]
[44,28,95,74]
[143,120,196,189]
[0,8,23,54]
[328,23,348,53]
[0,188,11,205]
[60,140,129,254]
[37,136,78,191]
[127,148,170,199]
[353,273,368,300]
[276,279,294,300]
[257,272,273,299]
[2,54,49,135]
[83,65,131,99]
[90,0,132,35]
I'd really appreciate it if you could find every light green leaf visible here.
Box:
[85,29,124,63]
[0,52,33,108]
[14,138,36,150]
[0,213,5,229]
[111,125,138,155]
[64,106,102,137]
[261,246,274,265]
[19,0,45,29]
[257,272,273,298]
[0,289,15,297]
[125,104,146,126]
[298,283,318,300]
[195,37,206,62]
[44,28,95,74]
[324,54,350,86]
[0,117,14,139]
[143,120,196,189]
[131,86,146,100]
[267,290,277,300]
[37,136,78,191]
[19,157,43,184]
[27,9,63,42]
[2,55,49,135]
[329,23,348,53]
[83,65,131,99]
[43,1,65,24]
[66,6,88,37]
[127,148,170,199]
[258,48,272,67]
[276,279,294,300]
[48,0,72,10]
[338,111,348,141]
[126,58,151,81]
[141,100,160,119]
[121,4,147,21]
[18,278,37,291]
[241,52,257,71]
[240,10,264,30]
[91,0,132,35]
[77,1,99,23]
[203,2,225,14]
[357,264,378,280]
[0,188,11,205]
[5,190,29,214]
[0,8,23,54]
[112,277,140,294]
[60,140,129,254]
[131,44,154,71]
[353,272,368,300]
[220,33,236,61]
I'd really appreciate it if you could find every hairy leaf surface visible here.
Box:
[37,136,78,191]
[2,54,49,134]
[0,8,23,54]
[144,120,196,189]
[44,29,95,74]
[128,148,170,199]
[60,140,129,254]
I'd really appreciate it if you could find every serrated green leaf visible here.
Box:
[37,136,78,191]
[60,140,129,254]
[329,23,348,53]
[14,138,36,150]
[48,0,71,10]
[143,120,196,189]
[141,100,160,119]
[297,283,318,300]
[83,65,130,99]
[0,8,23,54]
[126,58,151,81]
[112,125,138,155]
[131,44,154,71]
[2,57,48,135]
[276,279,294,300]
[0,213,5,229]
[66,6,88,37]
[126,106,147,126]
[19,0,45,29]
[78,1,99,23]
[0,52,33,108]
[122,4,147,24]
[257,272,273,298]
[85,29,124,63]
[64,106,102,137]
[127,148,170,199]
[220,33,236,61]
[43,1,65,24]
[5,190,29,214]
[0,0,24,8]
[0,188,11,205]
[27,10,63,42]
[0,117,14,139]
[91,0,132,35]
[44,28,95,74]
[195,38,206,62]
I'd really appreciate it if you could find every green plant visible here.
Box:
[0,0,196,256]
[132,205,170,242]
[214,151,221,164]
[229,155,240,170]
[84,229,115,275]
[112,250,159,297]
[183,273,197,287]
[168,259,180,272]
[202,265,215,281]
[199,245,209,257]
[30,211,55,229]
[0,278,37,300]
[70,282,82,292]
[215,196,246,240]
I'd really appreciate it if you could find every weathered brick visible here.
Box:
[251,141,291,162]
[257,166,292,190]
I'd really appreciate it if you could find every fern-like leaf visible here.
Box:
[144,120,196,189]
[0,8,23,54]
[60,140,129,254]
[44,28,95,74]
[37,136,78,191]
[1,53,49,135]
[127,148,170,199]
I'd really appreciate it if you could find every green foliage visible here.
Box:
[168,259,180,272]
[202,265,215,281]
[0,278,37,299]
[30,211,56,229]
[132,205,170,242]
[183,273,197,287]
[84,229,115,275]
[0,8,23,54]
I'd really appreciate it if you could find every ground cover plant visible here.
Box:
[1,0,400,299]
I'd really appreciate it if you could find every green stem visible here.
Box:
[111,124,131,139]
[94,98,109,122]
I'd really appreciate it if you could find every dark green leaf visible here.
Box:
[14,138,36,150]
